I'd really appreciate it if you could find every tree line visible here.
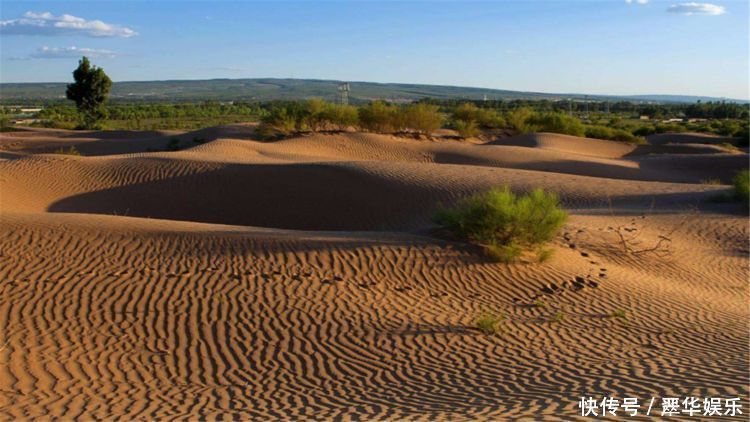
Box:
[17,56,750,145]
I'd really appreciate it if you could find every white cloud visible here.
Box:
[625,0,649,5]
[667,2,726,15]
[0,11,137,37]
[10,46,117,60]
[32,46,116,59]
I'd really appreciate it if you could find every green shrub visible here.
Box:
[53,146,82,156]
[475,311,506,334]
[585,125,645,144]
[0,116,12,131]
[733,125,749,147]
[610,128,645,144]
[453,103,480,123]
[451,103,504,138]
[453,103,504,129]
[536,247,554,263]
[454,119,480,138]
[584,125,614,140]
[303,98,329,132]
[506,107,536,133]
[359,101,399,133]
[402,103,443,135]
[716,120,740,137]
[319,103,358,131]
[654,123,686,134]
[733,170,749,204]
[632,125,656,137]
[609,309,628,320]
[527,112,585,137]
[551,311,565,323]
[475,108,505,129]
[435,187,568,262]
[258,106,299,137]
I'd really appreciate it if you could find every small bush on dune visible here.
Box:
[359,100,399,133]
[451,103,505,138]
[257,106,299,138]
[716,120,740,137]
[632,125,656,137]
[584,125,614,140]
[475,311,506,335]
[609,309,628,320]
[536,247,554,263]
[505,108,586,137]
[453,103,480,123]
[506,107,536,133]
[320,103,359,131]
[258,99,360,137]
[303,98,329,132]
[733,125,749,147]
[585,125,645,144]
[453,119,480,138]
[526,112,585,137]
[435,187,568,263]
[654,123,686,134]
[0,116,13,132]
[733,170,749,205]
[401,103,444,135]
[610,128,645,144]
[53,145,82,156]
[475,108,506,129]
[551,311,565,323]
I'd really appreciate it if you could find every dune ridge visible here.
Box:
[0,127,747,419]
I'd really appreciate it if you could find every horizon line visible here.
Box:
[1,76,747,103]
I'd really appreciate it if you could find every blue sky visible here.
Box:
[1,1,748,99]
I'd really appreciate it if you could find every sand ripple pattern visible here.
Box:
[1,213,747,420]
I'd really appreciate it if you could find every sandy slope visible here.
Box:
[0,128,748,419]
[647,132,739,146]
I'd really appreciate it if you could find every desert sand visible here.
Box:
[0,126,747,419]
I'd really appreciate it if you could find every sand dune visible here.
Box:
[647,131,739,146]
[0,127,747,419]
[491,132,638,158]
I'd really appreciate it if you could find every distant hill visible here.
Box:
[1,78,746,104]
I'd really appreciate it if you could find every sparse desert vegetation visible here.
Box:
[13,97,747,147]
[474,311,506,334]
[52,145,82,156]
[435,187,568,262]
[609,309,628,320]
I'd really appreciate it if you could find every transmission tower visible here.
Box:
[338,83,350,105]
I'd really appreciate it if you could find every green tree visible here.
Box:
[65,57,112,129]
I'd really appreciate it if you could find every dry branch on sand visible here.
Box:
[605,198,700,258]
